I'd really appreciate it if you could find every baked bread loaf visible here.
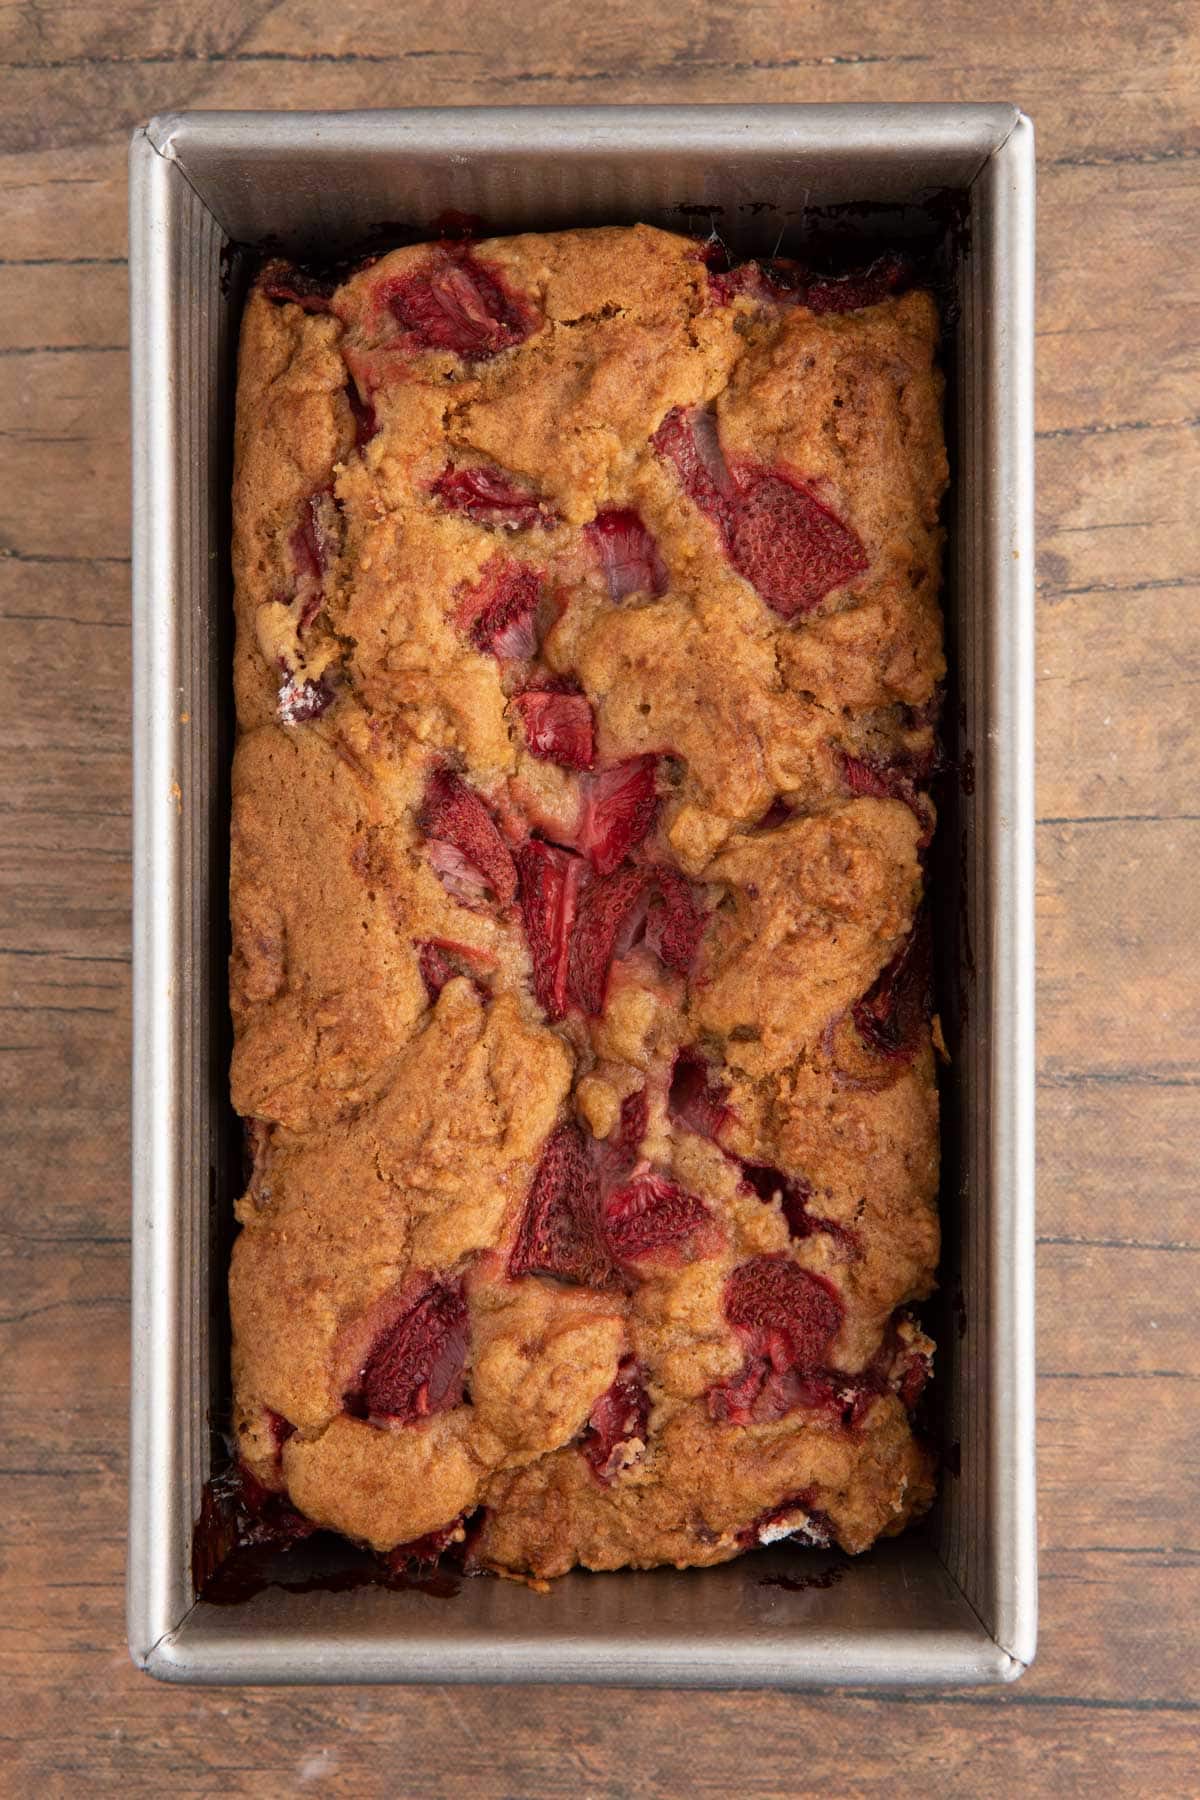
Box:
[228,224,946,1580]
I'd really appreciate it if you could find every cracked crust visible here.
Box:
[229,224,946,1579]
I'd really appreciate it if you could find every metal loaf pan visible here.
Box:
[128,105,1036,1686]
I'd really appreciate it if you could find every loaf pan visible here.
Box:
[128,105,1036,1686]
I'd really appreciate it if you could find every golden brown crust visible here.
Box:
[229,225,946,1579]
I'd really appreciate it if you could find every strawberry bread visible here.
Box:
[228,224,947,1580]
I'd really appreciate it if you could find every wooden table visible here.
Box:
[2,3,1196,1792]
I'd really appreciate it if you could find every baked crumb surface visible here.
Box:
[229,224,946,1578]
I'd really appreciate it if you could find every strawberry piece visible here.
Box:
[513,685,596,770]
[644,865,707,974]
[259,259,335,313]
[567,865,652,1016]
[383,1517,464,1572]
[579,1356,650,1483]
[727,468,867,619]
[586,508,668,600]
[508,1123,616,1288]
[418,768,518,907]
[895,1343,932,1412]
[755,796,794,831]
[851,912,932,1061]
[277,674,335,724]
[798,253,909,315]
[418,941,456,999]
[839,750,901,802]
[516,840,585,1019]
[654,410,867,618]
[290,485,338,586]
[378,251,537,359]
[739,1164,816,1238]
[264,1408,296,1454]
[457,556,543,660]
[604,1173,710,1263]
[706,262,772,307]
[351,1278,469,1424]
[590,1087,649,1188]
[652,407,737,531]
[576,755,660,875]
[424,842,493,907]
[418,938,494,1004]
[347,382,378,449]
[706,1360,766,1427]
[724,1254,843,1360]
[432,462,554,530]
[740,1164,859,1256]
[668,1049,734,1142]
[708,1254,843,1424]
[838,748,936,845]
[708,252,909,316]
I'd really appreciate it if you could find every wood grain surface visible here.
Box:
[2,2,1197,1793]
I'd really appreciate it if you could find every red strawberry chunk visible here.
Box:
[739,1164,816,1238]
[708,252,909,316]
[644,865,707,974]
[290,486,338,591]
[727,468,867,619]
[350,1278,469,1424]
[517,840,585,1020]
[378,251,538,359]
[567,865,652,1016]
[724,1254,843,1360]
[418,941,456,999]
[708,1254,844,1424]
[432,462,554,530]
[418,938,494,1004]
[895,1343,932,1412]
[458,556,543,660]
[580,1356,650,1483]
[264,1407,296,1453]
[740,1164,860,1256]
[577,755,660,875]
[604,1172,710,1263]
[383,1517,464,1572]
[652,406,737,531]
[509,1123,617,1288]
[586,508,668,599]
[800,253,909,314]
[590,1087,649,1189]
[418,768,518,907]
[755,796,794,831]
[706,262,772,307]
[840,750,897,801]
[851,912,932,1061]
[654,409,867,619]
[838,748,936,845]
[668,1050,735,1142]
[347,382,378,448]
[513,686,596,770]
[424,842,492,907]
[706,1359,766,1426]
